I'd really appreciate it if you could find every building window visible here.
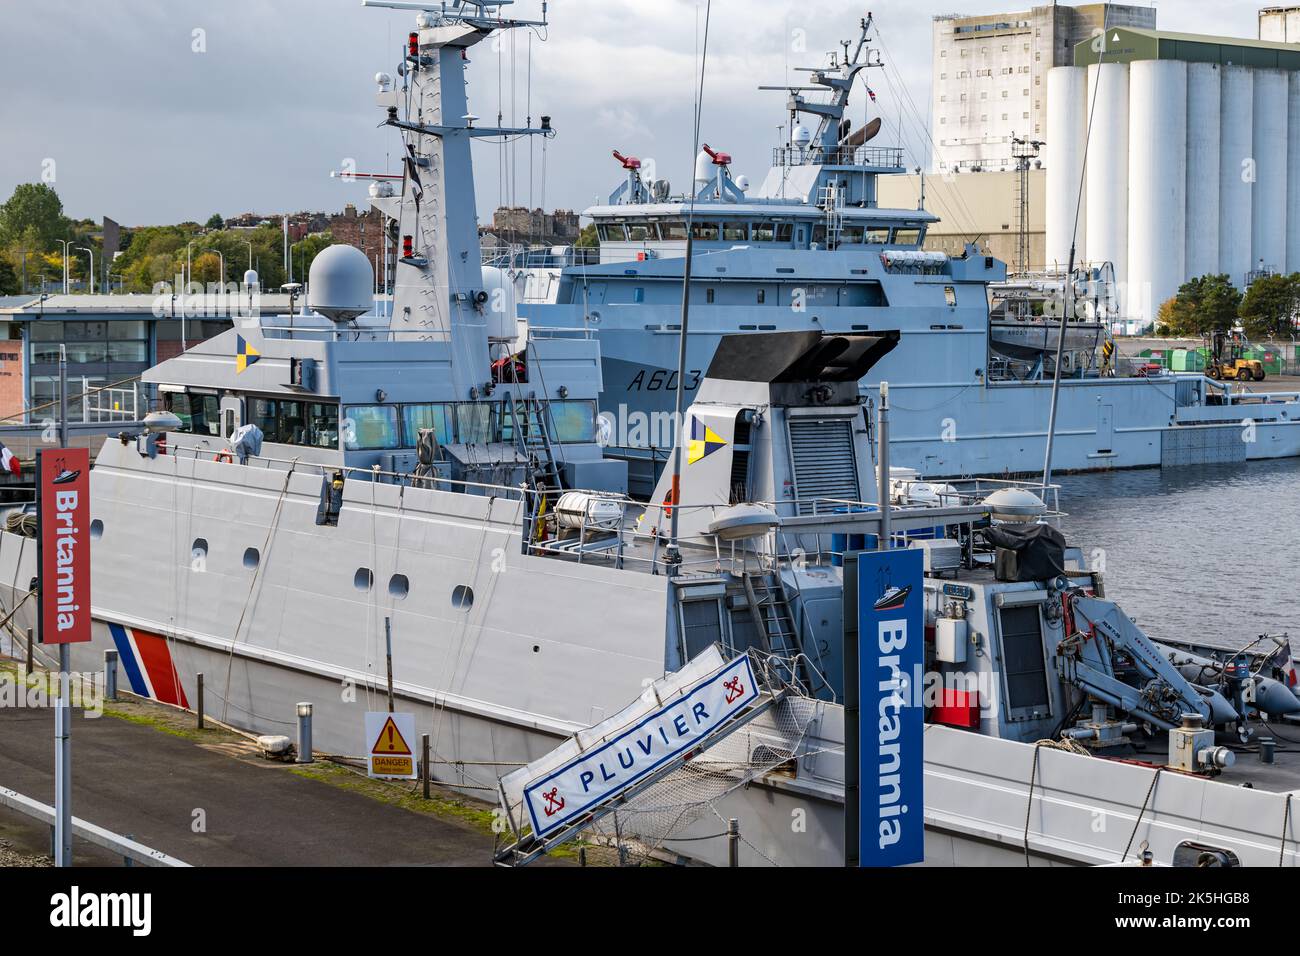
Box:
[164,391,221,437]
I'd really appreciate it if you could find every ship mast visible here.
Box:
[364,0,553,396]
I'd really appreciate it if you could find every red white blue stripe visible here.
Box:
[107,623,189,708]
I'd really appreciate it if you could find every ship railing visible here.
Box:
[143,443,1064,575]
[771,145,905,169]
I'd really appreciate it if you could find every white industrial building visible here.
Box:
[1045,27,1300,331]
[930,3,1156,174]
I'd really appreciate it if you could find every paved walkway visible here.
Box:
[0,687,499,867]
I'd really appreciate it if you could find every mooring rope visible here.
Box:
[1121,767,1162,862]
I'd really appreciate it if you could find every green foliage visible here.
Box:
[574,222,598,248]
[0,257,18,295]
[0,183,70,251]
[1239,272,1300,341]
[1154,274,1241,338]
[205,213,224,230]
[288,232,336,285]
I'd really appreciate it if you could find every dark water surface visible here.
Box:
[1054,459,1300,650]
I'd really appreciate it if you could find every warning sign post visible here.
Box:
[365,712,418,779]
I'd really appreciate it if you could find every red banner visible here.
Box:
[37,447,91,645]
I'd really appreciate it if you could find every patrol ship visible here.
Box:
[3,1,1299,869]
[512,15,1300,493]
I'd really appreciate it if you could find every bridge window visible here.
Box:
[401,403,454,445]
[840,224,865,244]
[550,400,597,443]
[456,402,494,445]
[751,223,775,241]
[627,223,652,241]
[892,228,922,246]
[596,222,627,242]
[692,221,720,240]
[164,391,221,437]
[249,397,339,447]
[343,404,399,450]
[659,221,688,240]
[865,227,890,244]
[723,221,748,241]
[774,223,794,242]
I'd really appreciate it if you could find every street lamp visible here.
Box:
[55,239,72,294]
[75,247,94,295]
[241,238,253,272]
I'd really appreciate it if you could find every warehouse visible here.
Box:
[1046,27,1300,329]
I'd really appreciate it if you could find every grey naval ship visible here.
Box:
[509,14,1300,494]
[5,1,1300,868]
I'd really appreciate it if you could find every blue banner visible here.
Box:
[857,548,925,867]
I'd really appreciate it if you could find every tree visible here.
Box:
[0,183,69,251]
[1154,274,1241,338]
[191,251,224,285]
[0,257,18,295]
[1239,272,1300,341]
[205,213,224,230]
[574,222,598,248]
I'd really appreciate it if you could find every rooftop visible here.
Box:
[1074,25,1300,68]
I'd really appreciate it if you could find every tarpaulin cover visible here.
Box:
[983,522,1067,582]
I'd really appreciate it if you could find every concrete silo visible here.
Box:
[1219,66,1255,286]
[1185,63,1222,280]
[1289,72,1300,272]
[1252,69,1290,276]
[1085,62,1130,298]
[1128,59,1187,325]
[1045,66,1088,270]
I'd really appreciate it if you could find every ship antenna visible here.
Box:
[665,0,713,571]
[1042,28,1110,492]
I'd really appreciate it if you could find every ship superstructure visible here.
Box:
[514,15,1300,492]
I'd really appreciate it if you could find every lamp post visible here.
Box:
[185,239,198,290]
[242,239,253,272]
[75,247,94,294]
[55,239,72,294]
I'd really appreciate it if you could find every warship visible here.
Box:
[509,15,1300,493]
[3,1,1300,868]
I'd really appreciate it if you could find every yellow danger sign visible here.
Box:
[365,711,419,779]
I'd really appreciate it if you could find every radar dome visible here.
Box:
[243,269,259,288]
[308,244,373,323]
[791,125,813,148]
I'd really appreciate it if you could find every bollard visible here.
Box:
[195,672,204,729]
[25,627,33,676]
[421,733,430,799]
[578,846,587,867]
[1261,736,1276,764]
[727,818,739,867]
[296,702,313,764]
[104,649,118,702]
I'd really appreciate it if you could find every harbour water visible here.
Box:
[1056,460,1300,651]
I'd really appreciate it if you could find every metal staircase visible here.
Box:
[506,392,563,547]
[741,572,808,678]
[818,183,844,249]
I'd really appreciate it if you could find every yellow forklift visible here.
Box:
[1204,330,1265,382]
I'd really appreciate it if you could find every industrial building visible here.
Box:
[929,3,1156,174]
[1045,26,1300,329]
[1260,6,1300,42]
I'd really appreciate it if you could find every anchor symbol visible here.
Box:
[724,676,744,704]
[541,787,565,817]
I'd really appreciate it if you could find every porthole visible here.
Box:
[452,585,474,610]
[354,568,373,591]
[243,547,260,570]
[389,574,409,599]
[90,519,103,539]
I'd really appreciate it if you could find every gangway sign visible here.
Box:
[365,712,418,779]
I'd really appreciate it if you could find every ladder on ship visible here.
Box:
[818,183,844,249]
[506,392,563,545]
[741,572,812,689]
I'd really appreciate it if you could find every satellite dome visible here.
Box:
[735,174,750,192]
[308,244,373,323]
[415,11,434,28]
[243,269,259,288]
[791,125,813,148]
[981,487,1047,523]
[368,180,394,198]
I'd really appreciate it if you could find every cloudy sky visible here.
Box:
[0,0,1263,226]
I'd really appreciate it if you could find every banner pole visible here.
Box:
[55,642,71,866]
